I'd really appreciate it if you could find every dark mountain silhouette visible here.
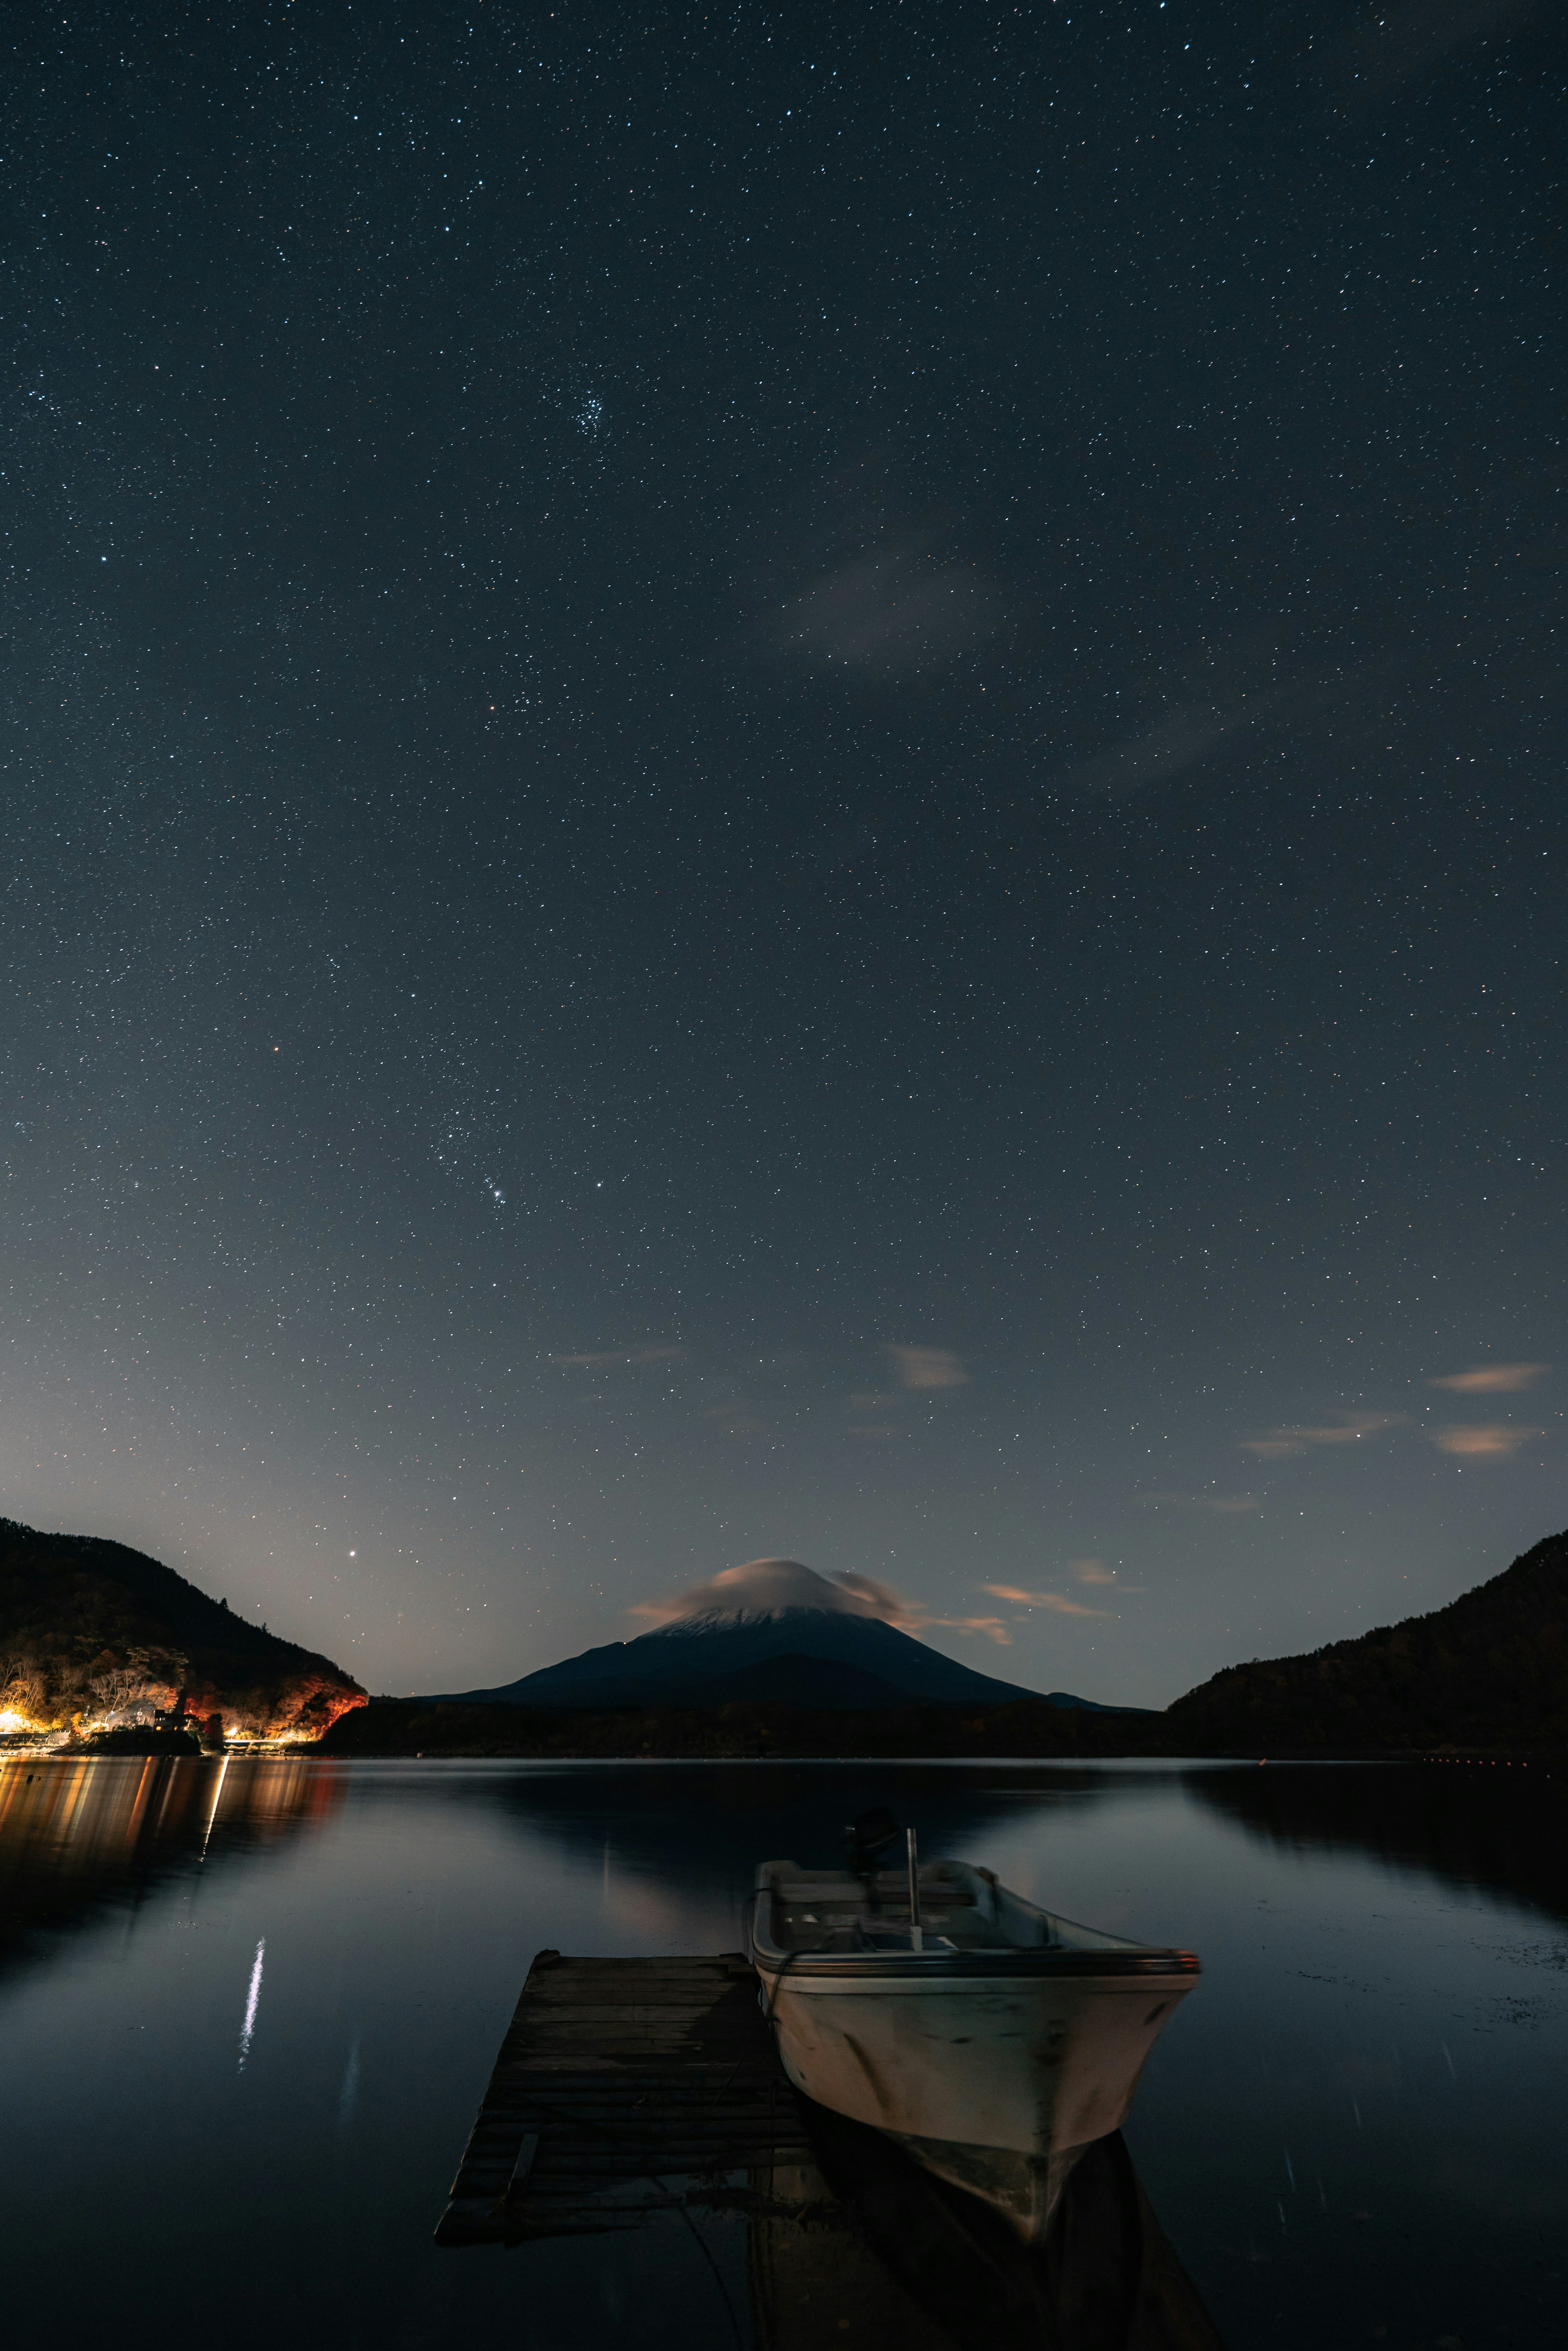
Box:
[0,1518,367,1739]
[419,1558,1137,1714]
[1165,1526,1568,1750]
[685,1653,949,1709]
[431,1613,1042,1709]
[323,1694,1167,1760]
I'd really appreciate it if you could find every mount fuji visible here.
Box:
[419,1558,1139,1714]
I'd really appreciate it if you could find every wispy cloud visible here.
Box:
[836,1570,1012,1643]
[1429,1362,1549,1395]
[1139,1490,1261,1514]
[552,1344,686,1368]
[982,1584,1108,1618]
[1347,0,1544,97]
[1049,631,1393,800]
[700,1404,767,1437]
[1430,1424,1542,1460]
[1243,1411,1408,1459]
[887,1344,970,1391]
[929,1613,1013,1643]
[774,527,1006,680]
[1069,1558,1117,1585]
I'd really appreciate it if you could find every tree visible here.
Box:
[84,1645,189,1725]
[0,1653,47,1725]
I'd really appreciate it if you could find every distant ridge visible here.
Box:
[336,1531,1568,1759]
[417,1556,1143,1715]
[1165,1526,1568,1750]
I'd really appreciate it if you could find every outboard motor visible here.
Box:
[844,1805,900,1914]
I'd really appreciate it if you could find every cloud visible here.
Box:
[552,1344,685,1368]
[887,1344,970,1391]
[835,1569,1012,1642]
[1070,1558,1117,1585]
[1050,631,1392,800]
[1139,1491,1261,1514]
[832,1570,918,1618]
[700,1404,767,1437]
[1347,0,1544,96]
[630,1558,850,1624]
[982,1584,1107,1618]
[942,1617,1013,1645]
[1243,1412,1408,1459]
[1063,698,1274,797]
[1430,1424,1543,1460]
[845,1391,899,1433]
[630,1556,1012,1641]
[774,529,1005,680]
[1429,1362,1549,1395]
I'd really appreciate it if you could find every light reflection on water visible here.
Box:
[0,1755,1564,2350]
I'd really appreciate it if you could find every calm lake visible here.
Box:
[1,1754,1564,2350]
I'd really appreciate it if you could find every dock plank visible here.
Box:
[434,1950,814,2247]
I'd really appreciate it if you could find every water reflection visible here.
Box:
[766,2107,1222,2351]
[431,1758,1124,1909]
[0,1755,343,1979]
[373,1756,1568,1944]
[1192,1760,1568,1927]
[0,1758,1562,2350]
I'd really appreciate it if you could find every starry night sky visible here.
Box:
[4,0,1565,1705]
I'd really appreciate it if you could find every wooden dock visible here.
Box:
[437,1949,1225,2351]
[436,1950,813,2246]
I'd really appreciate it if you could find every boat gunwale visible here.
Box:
[749,1942,1201,1983]
[748,1871,1200,1982]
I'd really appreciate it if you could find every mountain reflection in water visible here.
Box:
[1192,1760,1568,1927]
[0,1756,1562,2351]
[455,1757,1126,1914]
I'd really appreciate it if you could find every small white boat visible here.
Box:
[747,1842,1199,2242]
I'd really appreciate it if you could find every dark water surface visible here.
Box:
[1,1755,1564,2349]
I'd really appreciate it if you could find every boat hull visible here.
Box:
[753,1961,1194,2241]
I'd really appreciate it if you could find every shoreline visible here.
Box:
[2,1742,1559,1769]
[310,1696,1567,1767]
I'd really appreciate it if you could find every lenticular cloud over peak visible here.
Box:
[634,1557,873,1625]
[631,1556,1015,1642]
